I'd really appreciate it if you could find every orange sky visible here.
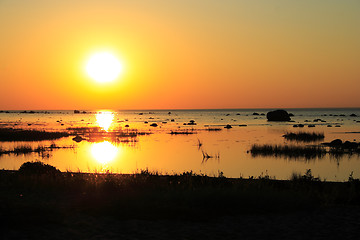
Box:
[0,0,359,110]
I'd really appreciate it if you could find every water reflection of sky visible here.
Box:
[91,141,119,165]
[1,109,360,180]
[96,111,114,131]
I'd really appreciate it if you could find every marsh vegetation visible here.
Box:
[283,132,325,142]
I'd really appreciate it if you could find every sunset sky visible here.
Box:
[1,0,359,110]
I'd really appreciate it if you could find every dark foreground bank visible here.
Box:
[1,162,360,239]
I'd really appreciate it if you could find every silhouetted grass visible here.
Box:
[283,131,324,142]
[68,127,151,143]
[250,143,360,160]
[0,144,75,156]
[0,128,69,141]
[204,127,222,131]
[169,129,196,135]
[250,144,327,159]
[2,162,360,228]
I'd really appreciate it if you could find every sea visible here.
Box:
[1,108,360,181]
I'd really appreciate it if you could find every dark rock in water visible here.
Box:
[72,135,85,143]
[239,124,247,127]
[327,125,332,127]
[236,113,240,115]
[340,114,345,117]
[289,113,294,117]
[252,112,259,116]
[308,124,315,128]
[343,141,358,149]
[224,124,232,129]
[150,123,158,127]
[350,114,357,117]
[171,119,175,122]
[298,124,304,128]
[330,139,342,147]
[74,110,80,114]
[260,113,265,116]
[266,110,291,121]
[125,125,129,128]
[144,121,148,124]
[168,112,172,115]
[188,120,196,125]
[335,125,341,127]
[82,111,87,114]
[293,124,298,127]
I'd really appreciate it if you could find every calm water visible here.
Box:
[1,108,360,181]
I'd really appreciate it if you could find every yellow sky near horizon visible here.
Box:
[0,0,359,110]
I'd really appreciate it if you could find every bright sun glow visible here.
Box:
[86,52,123,83]
[91,141,119,164]
[96,111,114,131]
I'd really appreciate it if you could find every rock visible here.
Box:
[224,124,232,129]
[266,110,291,121]
[289,113,294,117]
[188,120,196,125]
[72,135,85,143]
[298,124,304,128]
[350,114,357,117]
[343,141,358,149]
[330,139,343,147]
[327,125,332,127]
[150,123,158,127]
[74,110,80,114]
[308,124,315,128]
[239,124,247,127]
[125,124,129,127]
[252,112,259,116]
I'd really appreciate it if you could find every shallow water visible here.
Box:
[1,108,360,181]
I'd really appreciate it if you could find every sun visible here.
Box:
[86,52,123,83]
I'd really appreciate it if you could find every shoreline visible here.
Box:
[1,164,360,239]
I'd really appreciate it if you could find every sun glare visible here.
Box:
[91,141,119,164]
[96,111,114,131]
[86,52,123,83]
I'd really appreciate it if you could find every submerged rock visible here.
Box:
[266,110,291,121]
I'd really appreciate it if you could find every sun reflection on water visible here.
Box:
[91,141,119,164]
[96,111,114,131]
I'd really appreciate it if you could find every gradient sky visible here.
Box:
[0,0,359,110]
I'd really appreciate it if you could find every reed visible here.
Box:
[250,144,327,159]
[0,128,69,141]
[283,131,324,142]
[169,129,196,135]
